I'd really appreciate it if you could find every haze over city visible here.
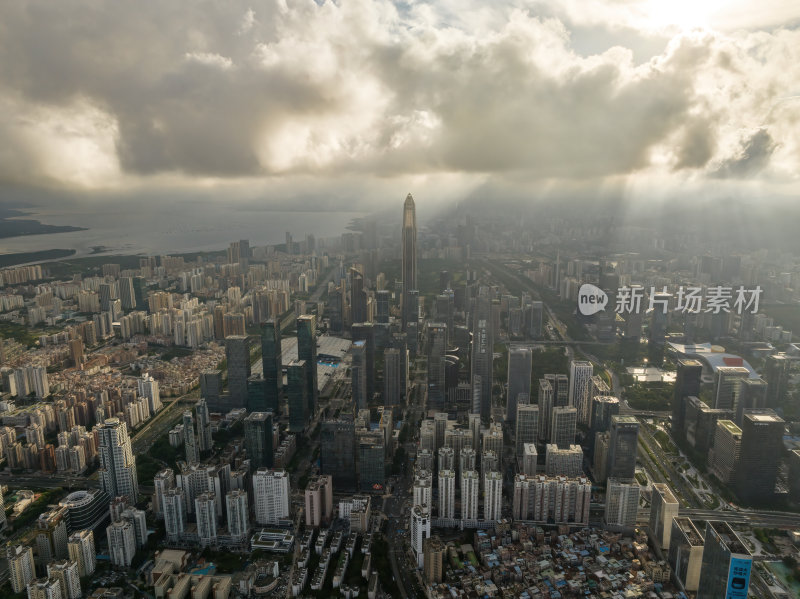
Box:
[0,3,799,599]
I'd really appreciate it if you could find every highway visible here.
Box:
[0,472,100,490]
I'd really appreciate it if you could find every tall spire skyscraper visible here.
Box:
[401,193,417,331]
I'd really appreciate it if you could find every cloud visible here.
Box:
[712,128,777,178]
[0,0,797,202]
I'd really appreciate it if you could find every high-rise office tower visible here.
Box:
[183,411,199,464]
[550,406,577,449]
[244,412,274,469]
[434,412,448,453]
[287,359,309,434]
[735,410,784,503]
[352,322,376,400]
[350,267,367,326]
[673,359,702,437]
[484,471,503,521]
[593,432,610,482]
[358,431,385,492]
[669,517,705,593]
[426,323,448,410]
[506,347,532,423]
[460,470,480,520]
[260,320,282,413]
[482,423,503,456]
[713,366,749,414]
[253,468,290,524]
[401,193,417,332]
[604,478,640,531]
[225,335,251,407]
[468,414,481,457]
[471,287,493,421]
[352,340,368,410]
[515,404,539,459]
[438,469,456,519]
[709,420,742,484]
[649,483,679,551]
[119,277,136,311]
[35,509,68,566]
[697,521,752,599]
[97,418,138,503]
[590,396,620,439]
[607,415,638,481]
[520,444,537,475]
[568,360,593,426]
[764,353,791,407]
[383,347,404,408]
[538,378,554,441]
[376,290,390,324]
[545,373,569,407]
[297,315,318,413]
[320,417,357,491]
[736,378,768,424]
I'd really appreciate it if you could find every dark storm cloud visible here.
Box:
[0,0,797,198]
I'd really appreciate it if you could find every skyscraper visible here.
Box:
[183,411,199,464]
[649,483,679,551]
[697,521,752,599]
[673,359,702,437]
[506,347,532,423]
[7,544,35,594]
[471,287,493,421]
[383,347,404,408]
[297,315,318,413]
[735,410,784,503]
[426,323,448,410]
[195,398,212,453]
[764,353,791,407]
[483,471,503,521]
[244,412,274,469]
[550,406,577,449]
[225,335,251,408]
[226,489,250,543]
[351,322,375,400]
[401,193,417,332]
[437,469,455,520]
[320,417,357,491]
[515,403,539,459]
[260,320,282,413]
[460,470,479,521]
[568,360,593,426]
[357,432,385,492]
[352,341,368,410]
[287,359,309,434]
[607,415,638,481]
[604,478,640,531]
[669,517,705,593]
[252,468,290,524]
[410,504,430,569]
[713,366,749,414]
[97,418,138,503]
[538,378,554,441]
[350,267,367,326]
[376,289,390,324]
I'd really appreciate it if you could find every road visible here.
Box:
[0,472,100,490]
[131,394,195,454]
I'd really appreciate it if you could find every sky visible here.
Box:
[0,0,799,213]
